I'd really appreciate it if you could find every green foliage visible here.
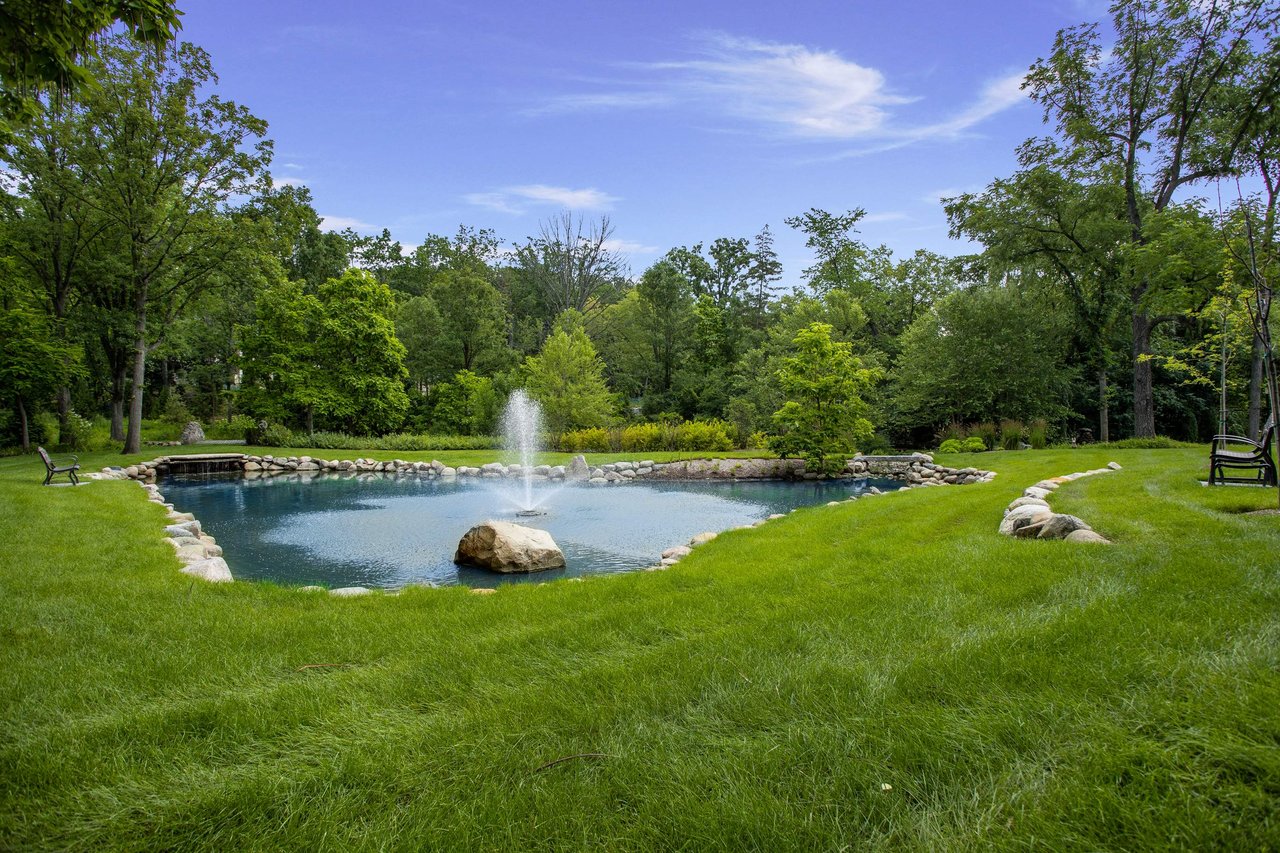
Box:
[561,419,739,453]
[204,415,257,442]
[0,272,83,449]
[770,323,878,476]
[257,422,297,447]
[1000,419,1025,451]
[1028,418,1049,450]
[296,432,502,452]
[674,419,733,452]
[0,0,181,133]
[522,317,615,435]
[1103,436,1200,449]
[969,422,998,450]
[428,371,498,436]
[396,295,448,387]
[241,270,409,435]
[940,436,989,454]
[560,427,611,453]
[620,422,662,452]
[57,410,93,451]
[429,269,509,373]
[892,285,1074,431]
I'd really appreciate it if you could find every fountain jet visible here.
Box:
[501,389,546,514]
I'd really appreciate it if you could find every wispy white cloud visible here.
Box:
[899,72,1027,141]
[464,184,619,214]
[463,192,524,215]
[319,214,373,232]
[272,175,308,188]
[921,187,979,206]
[536,33,1028,149]
[602,237,660,254]
[861,211,910,224]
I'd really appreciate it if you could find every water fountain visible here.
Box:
[501,389,549,517]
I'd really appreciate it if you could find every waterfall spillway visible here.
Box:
[501,389,545,512]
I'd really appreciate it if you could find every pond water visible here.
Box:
[161,474,903,589]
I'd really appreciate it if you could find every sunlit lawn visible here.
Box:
[1,447,1277,850]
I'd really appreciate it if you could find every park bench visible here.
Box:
[1208,415,1277,487]
[37,446,80,486]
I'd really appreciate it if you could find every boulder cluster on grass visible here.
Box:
[998,463,1119,543]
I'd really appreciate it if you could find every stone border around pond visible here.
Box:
[87,452,998,591]
[997,462,1120,543]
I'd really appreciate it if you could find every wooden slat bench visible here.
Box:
[1209,415,1277,487]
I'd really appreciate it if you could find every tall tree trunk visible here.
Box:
[1132,309,1156,438]
[305,406,314,435]
[1248,334,1264,440]
[57,387,70,435]
[17,396,29,453]
[1098,369,1110,443]
[110,397,125,441]
[123,292,148,455]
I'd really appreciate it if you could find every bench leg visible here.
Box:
[43,468,53,486]
[69,469,79,486]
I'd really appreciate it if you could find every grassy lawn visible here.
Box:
[1,447,1277,850]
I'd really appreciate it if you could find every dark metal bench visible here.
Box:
[1209,415,1277,486]
[37,446,80,486]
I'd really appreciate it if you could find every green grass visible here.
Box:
[1,448,1277,850]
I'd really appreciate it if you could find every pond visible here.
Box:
[161,474,903,589]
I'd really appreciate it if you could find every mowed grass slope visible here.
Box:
[1,448,1277,850]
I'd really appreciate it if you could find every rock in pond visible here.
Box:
[455,520,566,573]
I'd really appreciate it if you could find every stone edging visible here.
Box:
[91,452,997,487]
[135,480,233,582]
[997,462,1120,543]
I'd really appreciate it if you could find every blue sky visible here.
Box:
[179,0,1111,287]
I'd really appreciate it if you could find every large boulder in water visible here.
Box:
[455,521,566,573]
[568,454,590,481]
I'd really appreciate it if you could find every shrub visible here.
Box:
[746,431,770,450]
[33,412,59,447]
[1103,435,1198,449]
[205,414,256,441]
[620,422,662,452]
[161,395,194,426]
[962,436,987,453]
[969,421,997,450]
[675,420,733,452]
[561,427,611,453]
[59,410,94,451]
[288,431,502,451]
[937,421,966,444]
[259,423,297,447]
[939,438,965,453]
[1028,418,1049,450]
[999,419,1025,450]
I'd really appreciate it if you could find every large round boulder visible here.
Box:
[455,521,566,573]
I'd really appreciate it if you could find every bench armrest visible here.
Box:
[1212,434,1262,449]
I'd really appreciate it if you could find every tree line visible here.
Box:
[2,0,1279,464]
